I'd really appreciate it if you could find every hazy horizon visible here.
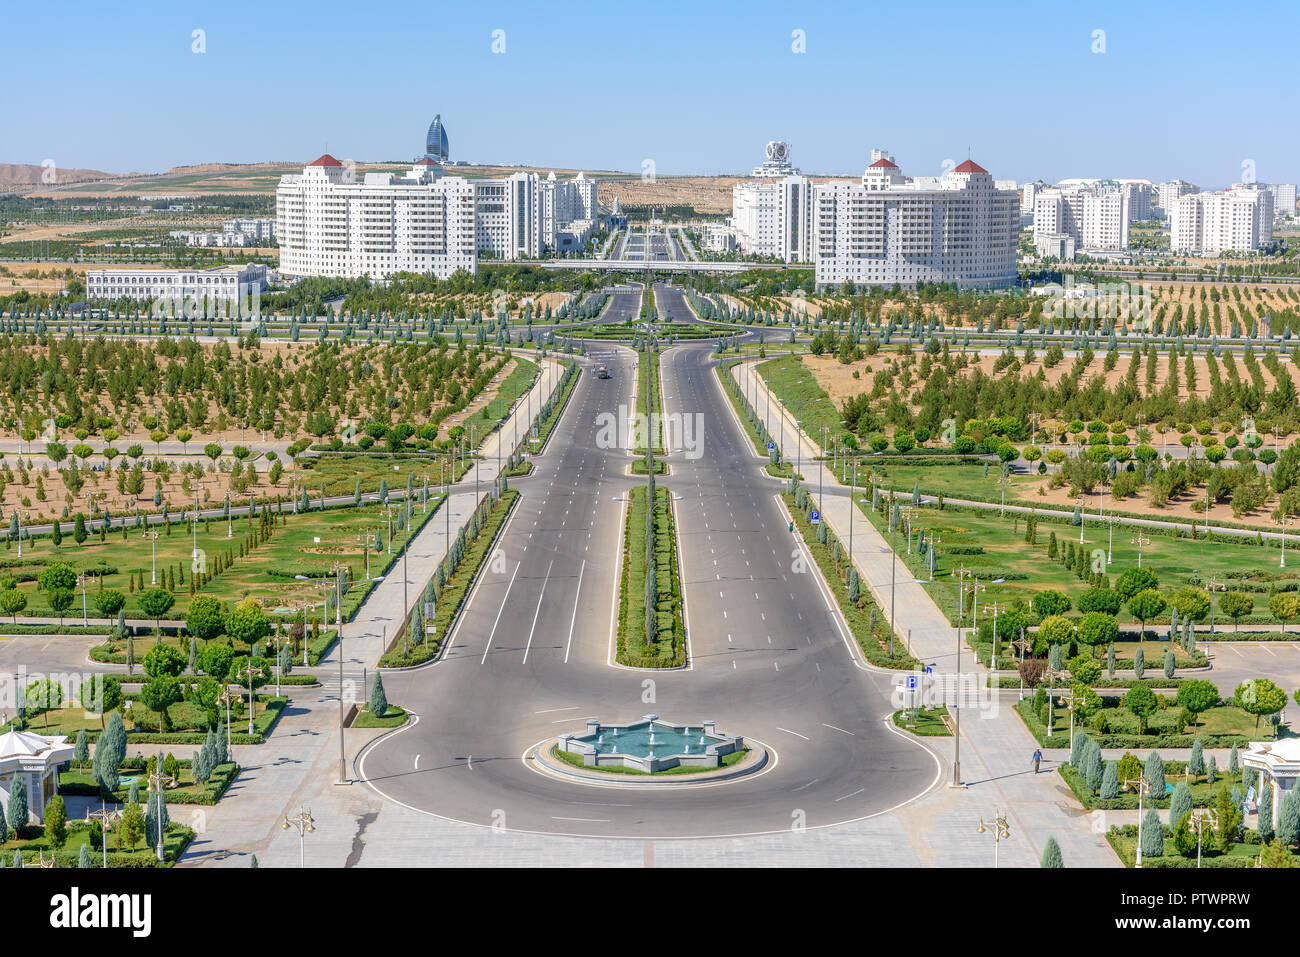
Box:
[6,0,1297,190]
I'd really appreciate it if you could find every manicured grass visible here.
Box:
[1061,761,1248,811]
[1106,827,1282,868]
[630,458,666,475]
[1014,698,1255,749]
[616,485,685,668]
[59,761,238,805]
[478,356,540,426]
[893,706,951,736]
[854,496,1292,627]
[296,453,463,499]
[1,821,193,867]
[635,349,664,454]
[378,489,519,667]
[351,706,408,728]
[784,491,918,670]
[5,695,287,744]
[549,744,747,775]
[757,354,848,447]
[2,497,441,623]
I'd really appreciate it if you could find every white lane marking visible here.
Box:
[480,561,522,664]
[792,778,820,792]
[552,816,610,823]
[835,788,865,802]
[564,559,586,664]
[414,754,420,769]
[535,706,579,714]
[821,723,855,736]
[468,755,473,771]
[776,726,808,740]
[522,560,555,664]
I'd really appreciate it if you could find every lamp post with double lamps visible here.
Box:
[976,811,1012,868]
[281,805,316,868]
[1123,776,1157,867]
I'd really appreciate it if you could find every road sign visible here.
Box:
[905,675,918,692]
[767,442,774,451]
[924,664,935,676]
[810,511,820,524]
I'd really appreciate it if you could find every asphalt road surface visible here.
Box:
[359,284,938,839]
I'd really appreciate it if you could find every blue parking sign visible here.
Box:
[810,511,820,524]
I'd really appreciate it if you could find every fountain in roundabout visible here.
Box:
[554,714,749,774]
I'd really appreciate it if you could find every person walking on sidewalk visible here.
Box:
[1032,748,1042,774]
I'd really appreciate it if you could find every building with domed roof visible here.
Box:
[812,150,1018,289]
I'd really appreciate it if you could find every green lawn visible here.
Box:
[2,497,442,623]
[616,485,684,667]
[378,489,519,668]
[1,821,192,867]
[893,706,951,736]
[757,355,848,447]
[351,706,408,728]
[854,497,1292,627]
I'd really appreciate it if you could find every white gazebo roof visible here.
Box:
[0,729,73,770]
[1242,739,1300,772]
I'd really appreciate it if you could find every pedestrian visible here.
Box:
[1032,748,1042,774]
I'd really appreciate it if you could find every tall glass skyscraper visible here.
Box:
[425,115,450,163]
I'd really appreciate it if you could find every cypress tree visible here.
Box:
[1107,643,1116,677]
[1133,646,1145,679]
[1144,751,1165,794]
[1040,836,1063,868]
[1140,807,1165,858]
[74,729,90,770]
[1276,790,1300,847]
[1189,738,1205,776]
[1207,754,1217,784]
[1169,782,1193,827]
[1070,731,1087,768]
[79,844,92,868]
[1229,743,1240,777]
[1084,739,1104,791]
[1259,786,1275,843]
[7,772,28,830]
[1163,647,1175,679]
[369,672,388,716]
[1100,760,1119,800]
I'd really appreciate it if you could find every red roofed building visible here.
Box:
[812,149,1018,290]
[306,153,344,168]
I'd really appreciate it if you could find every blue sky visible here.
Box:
[6,0,1298,187]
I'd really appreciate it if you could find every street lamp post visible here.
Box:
[1131,532,1151,568]
[145,767,175,862]
[976,812,1011,868]
[281,805,315,868]
[85,800,120,870]
[149,530,159,585]
[1124,776,1156,867]
[1189,808,1219,869]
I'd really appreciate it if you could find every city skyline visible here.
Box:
[5,0,1297,187]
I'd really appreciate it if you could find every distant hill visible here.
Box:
[0,162,136,190]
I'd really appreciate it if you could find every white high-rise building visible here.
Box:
[1157,180,1199,219]
[1263,183,1296,220]
[729,143,813,262]
[812,155,1018,289]
[1033,184,1130,251]
[276,154,477,279]
[1169,186,1274,255]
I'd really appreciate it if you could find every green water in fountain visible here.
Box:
[578,720,723,758]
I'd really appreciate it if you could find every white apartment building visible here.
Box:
[812,155,1018,290]
[1261,183,1296,220]
[732,175,813,262]
[1169,186,1274,255]
[728,142,814,262]
[1033,185,1129,252]
[86,263,269,306]
[223,217,276,242]
[1157,180,1199,219]
[276,154,477,280]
